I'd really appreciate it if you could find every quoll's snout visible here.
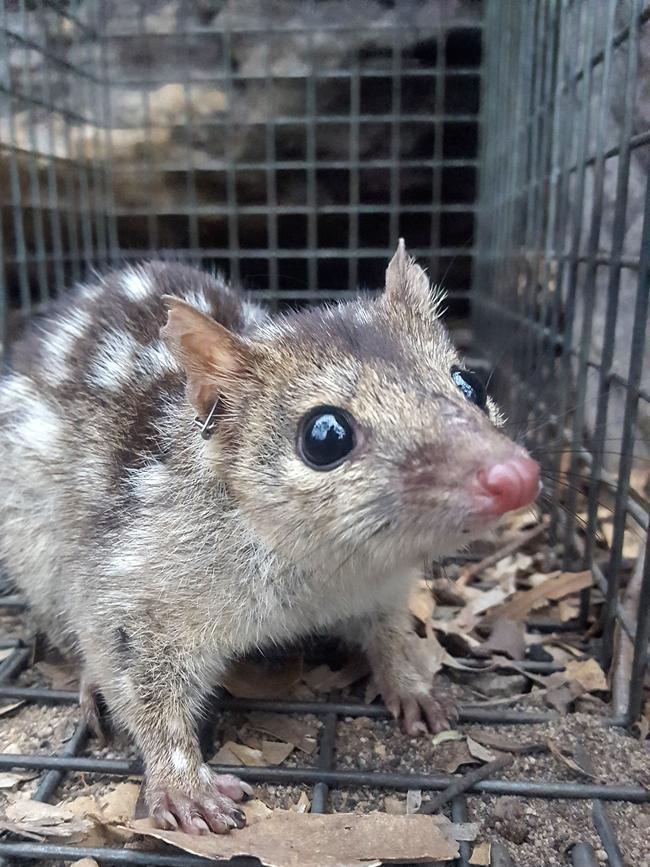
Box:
[474,456,540,516]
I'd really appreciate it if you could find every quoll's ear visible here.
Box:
[160,296,250,417]
[384,238,445,318]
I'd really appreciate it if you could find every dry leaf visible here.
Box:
[557,600,579,622]
[478,617,525,659]
[220,741,265,767]
[409,582,435,623]
[565,658,608,692]
[484,571,592,622]
[246,713,319,755]
[212,742,243,765]
[383,796,405,815]
[0,771,38,788]
[221,657,304,700]
[600,522,641,559]
[261,740,294,765]
[302,655,369,693]
[466,731,545,755]
[34,661,79,689]
[243,799,273,825]
[0,648,15,662]
[466,736,496,763]
[547,740,595,779]
[406,789,422,814]
[128,811,468,866]
[432,730,465,747]
[290,792,311,813]
[469,841,492,865]
[1,800,93,842]
[432,739,478,774]
[0,700,25,717]
[70,860,100,867]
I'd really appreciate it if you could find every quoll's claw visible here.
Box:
[148,765,251,835]
[386,688,458,736]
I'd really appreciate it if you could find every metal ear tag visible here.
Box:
[193,399,221,440]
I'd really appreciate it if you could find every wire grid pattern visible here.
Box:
[0,1,648,865]
[475,0,650,725]
[0,0,481,336]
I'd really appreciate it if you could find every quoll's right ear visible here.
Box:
[160,296,251,417]
[384,238,446,319]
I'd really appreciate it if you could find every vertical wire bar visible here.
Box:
[53,6,82,287]
[451,798,472,867]
[348,50,360,294]
[600,168,650,668]
[18,0,48,303]
[429,25,445,282]
[136,4,158,254]
[222,18,240,286]
[305,11,318,296]
[85,0,108,271]
[389,22,402,245]
[583,0,642,593]
[263,24,279,310]
[0,5,31,311]
[591,801,626,867]
[38,0,66,296]
[549,1,595,554]
[32,723,89,804]
[180,5,199,260]
[69,10,95,274]
[98,3,119,265]
[310,712,336,814]
[561,0,618,575]
[627,533,650,722]
[0,202,7,367]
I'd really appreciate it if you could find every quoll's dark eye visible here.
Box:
[451,365,488,412]
[298,405,356,470]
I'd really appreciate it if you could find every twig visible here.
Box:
[457,523,547,588]
[419,745,548,815]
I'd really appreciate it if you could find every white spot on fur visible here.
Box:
[241,300,267,330]
[198,765,212,784]
[129,461,169,501]
[41,308,92,386]
[182,289,212,316]
[168,716,185,737]
[13,399,61,456]
[136,342,178,378]
[171,748,190,773]
[87,330,138,391]
[121,267,151,301]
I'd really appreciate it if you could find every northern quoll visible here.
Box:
[0,241,539,833]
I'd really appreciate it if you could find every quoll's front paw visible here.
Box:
[146,765,253,835]
[383,686,458,736]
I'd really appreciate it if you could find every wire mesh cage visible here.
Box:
[0,0,648,865]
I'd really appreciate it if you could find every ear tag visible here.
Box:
[193,398,221,440]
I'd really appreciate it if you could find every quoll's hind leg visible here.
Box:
[359,610,458,736]
[82,634,252,835]
[79,676,108,745]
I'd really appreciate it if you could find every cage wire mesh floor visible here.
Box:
[0,0,649,865]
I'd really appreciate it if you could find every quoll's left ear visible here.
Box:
[160,295,251,418]
[384,238,445,318]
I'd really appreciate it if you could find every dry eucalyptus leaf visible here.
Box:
[547,740,594,779]
[409,582,435,623]
[302,656,369,693]
[290,791,311,813]
[222,657,303,700]
[212,741,243,765]
[479,617,525,660]
[432,738,477,773]
[246,712,319,755]
[97,782,141,823]
[600,522,641,560]
[261,740,294,765]
[0,700,25,717]
[243,799,273,825]
[565,658,608,692]
[406,789,422,814]
[432,729,465,747]
[466,736,496,763]
[1,800,93,842]
[466,731,544,755]
[226,741,265,767]
[70,860,101,867]
[128,811,466,866]
[469,841,492,865]
[0,771,38,788]
[34,661,79,689]
[483,570,592,623]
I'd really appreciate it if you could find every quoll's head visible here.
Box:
[162,241,539,574]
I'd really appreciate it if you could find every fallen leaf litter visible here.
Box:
[0,506,648,865]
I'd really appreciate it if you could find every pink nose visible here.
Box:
[475,457,540,515]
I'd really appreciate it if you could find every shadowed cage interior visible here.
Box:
[0,1,648,865]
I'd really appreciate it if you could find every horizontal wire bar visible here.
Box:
[101,22,484,38]
[0,842,221,866]
[0,753,646,802]
[109,68,481,84]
